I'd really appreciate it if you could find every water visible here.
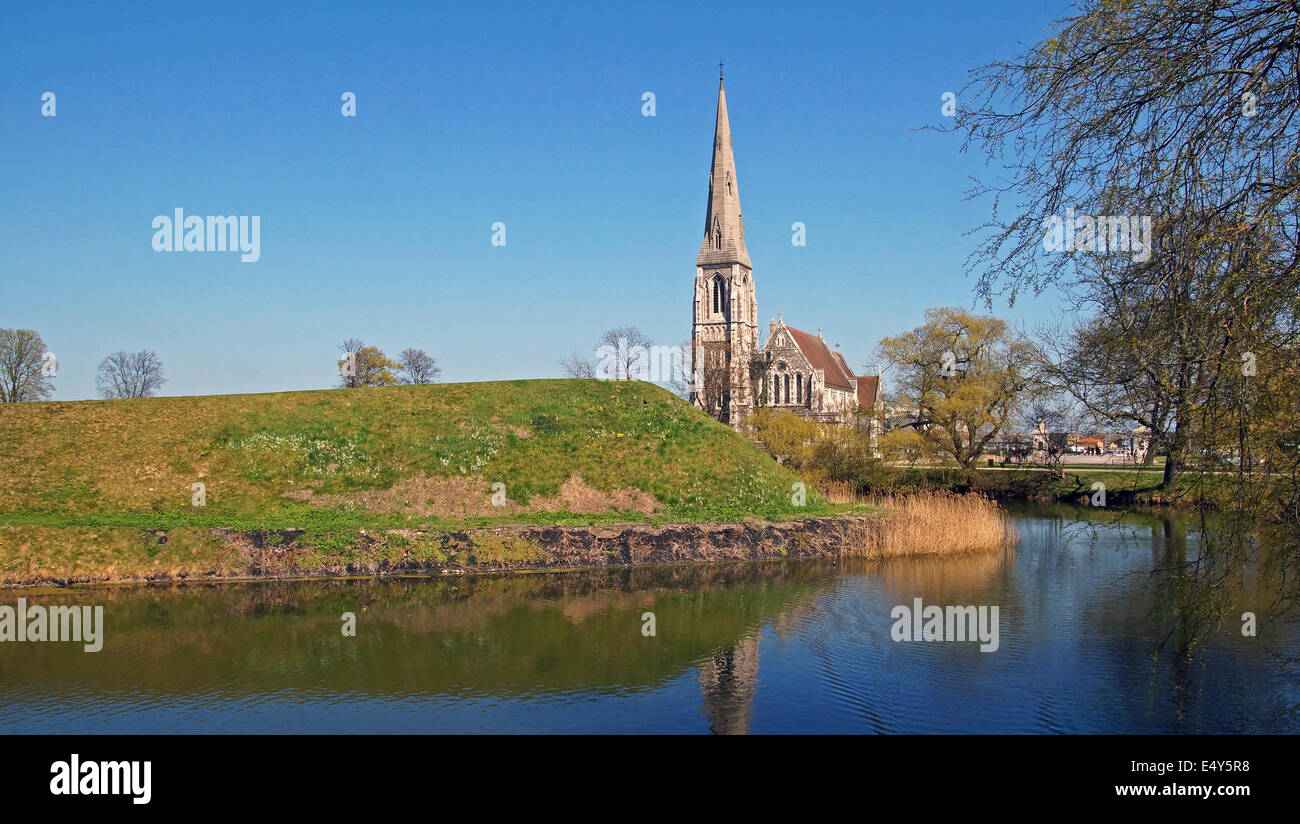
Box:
[1,505,1297,733]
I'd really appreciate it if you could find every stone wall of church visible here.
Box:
[757,325,862,424]
[691,263,759,424]
[820,385,859,422]
[762,328,814,411]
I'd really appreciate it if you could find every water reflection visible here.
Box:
[0,507,1295,733]
[699,632,761,735]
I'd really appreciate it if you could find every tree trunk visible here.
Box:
[1161,421,1188,491]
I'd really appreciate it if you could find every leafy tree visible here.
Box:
[748,408,881,488]
[0,328,54,402]
[877,427,927,469]
[336,338,399,388]
[876,307,1037,470]
[749,407,823,468]
[96,350,166,398]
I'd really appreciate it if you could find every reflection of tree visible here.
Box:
[1143,511,1294,723]
[1054,502,1298,726]
[698,632,761,735]
[2,560,832,704]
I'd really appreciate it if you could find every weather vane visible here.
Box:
[718,60,724,78]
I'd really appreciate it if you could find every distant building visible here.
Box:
[1030,419,1069,459]
[1075,437,1105,455]
[1129,426,1152,462]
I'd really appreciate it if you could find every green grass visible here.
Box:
[875,464,1269,508]
[0,380,841,581]
[0,379,836,523]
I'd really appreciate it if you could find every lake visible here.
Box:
[1,504,1296,733]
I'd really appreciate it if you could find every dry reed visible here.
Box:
[821,480,859,504]
[861,490,1018,557]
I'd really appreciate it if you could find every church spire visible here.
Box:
[697,72,751,268]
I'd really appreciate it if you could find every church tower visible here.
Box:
[692,69,758,426]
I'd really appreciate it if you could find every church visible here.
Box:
[690,72,879,429]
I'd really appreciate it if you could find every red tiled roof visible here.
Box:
[856,375,879,408]
[784,325,855,390]
[831,350,855,380]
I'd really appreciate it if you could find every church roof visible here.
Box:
[783,324,855,390]
[697,75,752,269]
[856,375,879,408]
[831,350,854,381]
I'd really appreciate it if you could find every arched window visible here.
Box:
[784,374,791,404]
[711,275,726,315]
[712,216,722,250]
[796,374,802,404]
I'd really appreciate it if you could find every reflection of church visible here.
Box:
[697,631,761,734]
[690,72,880,428]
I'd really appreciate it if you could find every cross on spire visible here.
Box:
[718,60,724,79]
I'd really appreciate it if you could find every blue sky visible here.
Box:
[1,0,1070,400]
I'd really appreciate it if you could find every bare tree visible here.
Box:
[953,0,1300,490]
[398,347,441,384]
[599,325,654,380]
[96,350,166,398]
[0,329,55,402]
[1021,396,1083,477]
[696,340,733,422]
[748,350,771,409]
[667,339,695,399]
[336,338,365,389]
[559,352,596,379]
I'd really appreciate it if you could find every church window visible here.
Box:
[796,374,802,404]
[711,275,726,315]
[784,374,790,404]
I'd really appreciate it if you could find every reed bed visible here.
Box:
[820,480,859,504]
[861,489,1018,557]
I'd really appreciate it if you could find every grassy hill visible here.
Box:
[0,380,834,583]
[0,379,842,584]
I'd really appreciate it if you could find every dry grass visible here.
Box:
[863,490,1018,557]
[821,480,859,504]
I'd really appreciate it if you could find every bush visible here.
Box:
[748,409,891,492]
